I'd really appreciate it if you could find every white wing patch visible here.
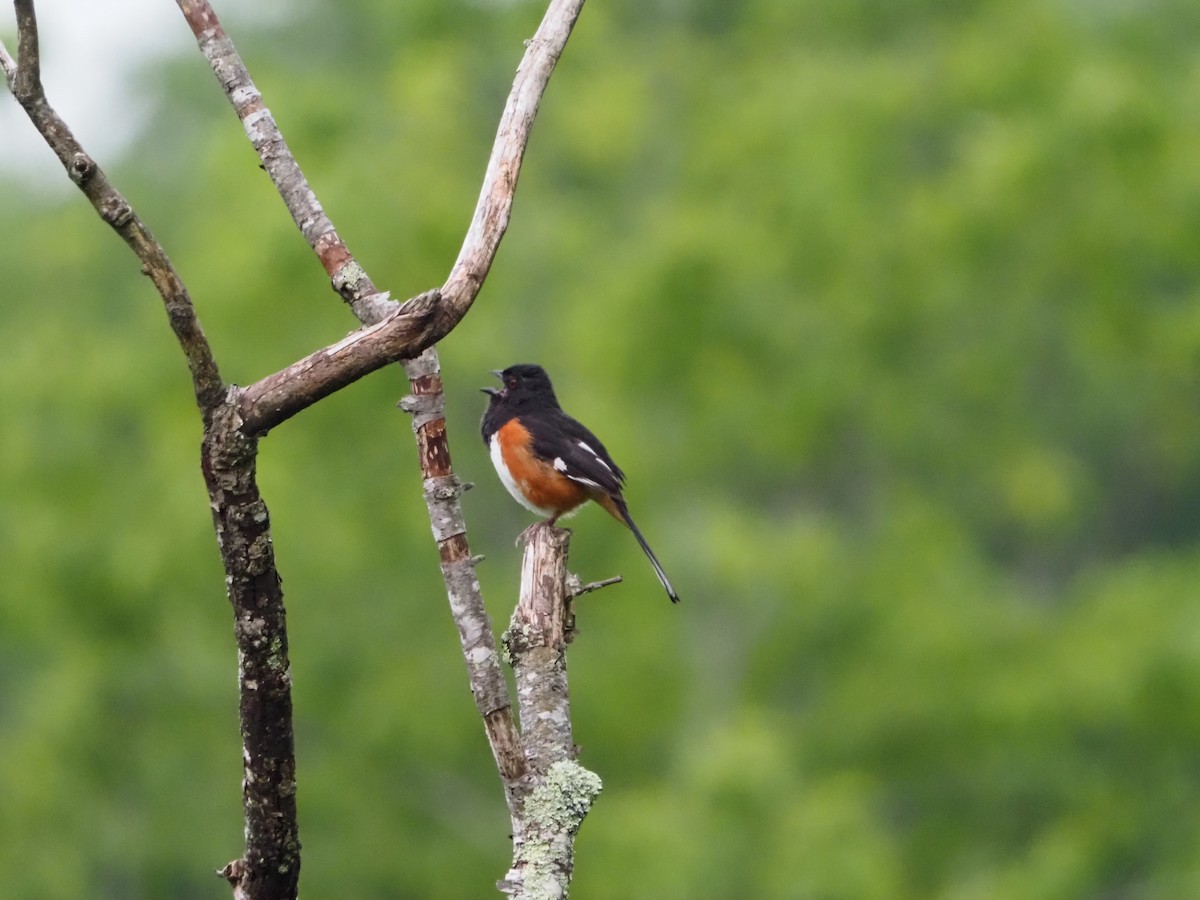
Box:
[576,440,614,474]
[556,456,601,489]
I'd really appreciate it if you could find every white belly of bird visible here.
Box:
[489,433,556,517]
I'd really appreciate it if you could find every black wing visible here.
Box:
[526,407,626,496]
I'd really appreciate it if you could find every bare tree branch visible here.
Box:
[3,4,299,898]
[500,523,602,898]
[174,0,391,323]
[440,0,586,320]
[176,0,586,338]
[178,0,591,882]
[398,349,531,817]
[4,0,225,416]
[174,0,590,823]
[238,290,440,434]
[7,0,594,894]
[201,410,300,900]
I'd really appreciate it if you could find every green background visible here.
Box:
[3,0,1200,896]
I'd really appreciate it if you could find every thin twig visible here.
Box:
[570,575,623,598]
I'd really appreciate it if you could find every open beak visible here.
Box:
[481,370,505,397]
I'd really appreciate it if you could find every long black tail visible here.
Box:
[610,496,679,603]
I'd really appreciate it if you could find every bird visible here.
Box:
[481,363,679,603]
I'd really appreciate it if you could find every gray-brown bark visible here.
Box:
[1,0,224,416]
[398,348,530,816]
[4,0,596,896]
[500,524,603,897]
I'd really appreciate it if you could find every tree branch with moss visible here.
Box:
[4,0,601,895]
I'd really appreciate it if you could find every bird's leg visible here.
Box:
[543,515,571,535]
[516,517,570,546]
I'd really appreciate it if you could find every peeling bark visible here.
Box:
[4,1,595,897]
[500,524,603,898]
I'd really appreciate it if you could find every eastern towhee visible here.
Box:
[481,364,679,603]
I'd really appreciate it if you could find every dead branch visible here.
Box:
[5,0,594,895]
[201,407,300,900]
[173,0,591,836]
[4,0,225,416]
[500,523,602,897]
[2,4,300,895]
[398,348,530,815]
[175,0,393,324]
[570,574,624,598]
[238,291,441,434]
[439,0,587,321]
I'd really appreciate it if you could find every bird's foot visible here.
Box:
[515,520,571,546]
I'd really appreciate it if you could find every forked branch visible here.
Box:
[174,0,592,842]
[175,0,595,893]
[5,0,595,896]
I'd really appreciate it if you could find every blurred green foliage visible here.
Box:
[3,0,1200,896]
